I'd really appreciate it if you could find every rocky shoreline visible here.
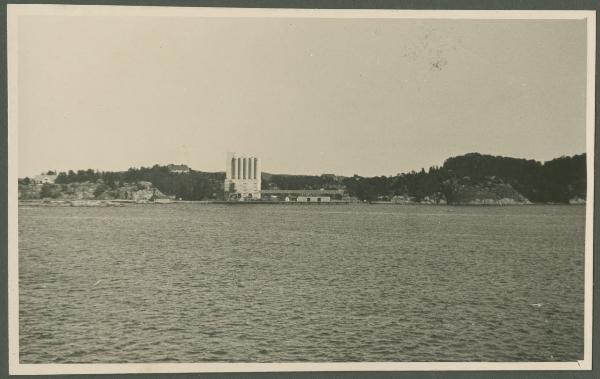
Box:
[17,175,586,207]
[20,200,126,207]
[19,198,585,207]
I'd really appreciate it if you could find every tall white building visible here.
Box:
[224,152,261,199]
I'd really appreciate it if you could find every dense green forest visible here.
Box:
[20,153,586,203]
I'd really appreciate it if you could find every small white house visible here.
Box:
[32,174,58,184]
[167,164,190,174]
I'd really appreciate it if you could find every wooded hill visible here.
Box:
[341,153,586,203]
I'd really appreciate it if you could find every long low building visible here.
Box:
[297,196,331,203]
[261,189,346,196]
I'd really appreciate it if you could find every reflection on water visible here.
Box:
[19,204,585,363]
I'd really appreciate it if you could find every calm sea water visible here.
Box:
[19,204,585,363]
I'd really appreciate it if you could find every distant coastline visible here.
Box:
[18,152,586,206]
[18,199,587,208]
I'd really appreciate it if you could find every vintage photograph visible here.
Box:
[7,5,595,375]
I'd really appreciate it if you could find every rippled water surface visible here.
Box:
[19,204,585,363]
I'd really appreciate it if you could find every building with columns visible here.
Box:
[224,152,261,199]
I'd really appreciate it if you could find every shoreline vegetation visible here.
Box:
[18,152,586,206]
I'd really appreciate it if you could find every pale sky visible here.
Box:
[16,13,588,177]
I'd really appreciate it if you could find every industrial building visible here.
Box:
[297,196,331,203]
[261,189,345,201]
[224,152,261,199]
[223,153,352,202]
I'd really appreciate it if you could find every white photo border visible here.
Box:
[6,4,596,375]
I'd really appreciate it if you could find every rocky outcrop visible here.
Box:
[390,195,416,204]
[19,199,123,207]
[456,197,530,205]
[61,182,97,199]
[69,200,124,207]
[109,181,168,201]
[390,192,447,205]
[18,184,42,200]
[444,177,531,205]
[419,192,448,205]
[18,181,169,201]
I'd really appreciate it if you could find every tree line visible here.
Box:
[261,174,344,191]
[340,153,586,203]
[19,153,586,203]
[21,165,226,201]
